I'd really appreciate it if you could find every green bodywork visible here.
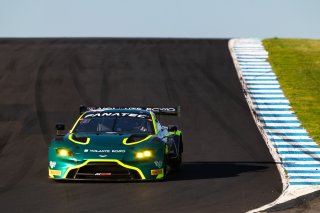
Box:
[48,109,181,181]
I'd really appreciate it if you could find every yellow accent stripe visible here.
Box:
[68,134,91,145]
[122,135,152,145]
[150,112,158,134]
[63,159,146,179]
[48,168,54,178]
[168,130,182,136]
[70,113,85,133]
[165,144,169,154]
[156,169,164,179]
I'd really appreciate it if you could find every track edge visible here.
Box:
[229,38,320,212]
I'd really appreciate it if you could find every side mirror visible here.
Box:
[56,123,65,136]
[168,125,178,132]
[56,123,65,130]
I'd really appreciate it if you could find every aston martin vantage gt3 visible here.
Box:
[48,106,183,181]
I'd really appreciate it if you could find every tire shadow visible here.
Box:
[167,161,278,181]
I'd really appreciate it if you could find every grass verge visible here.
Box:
[263,38,320,144]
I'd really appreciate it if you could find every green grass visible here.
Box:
[263,38,320,144]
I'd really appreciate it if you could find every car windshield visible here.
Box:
[73,114,155,134]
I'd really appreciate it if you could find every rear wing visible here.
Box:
[79,106,181,117]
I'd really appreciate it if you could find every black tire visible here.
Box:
[169,152,182,172]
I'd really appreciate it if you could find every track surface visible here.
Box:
[0,39,282,213]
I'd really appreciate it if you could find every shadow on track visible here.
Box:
[168,161,278,181]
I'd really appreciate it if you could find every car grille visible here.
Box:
[66,162,142,180]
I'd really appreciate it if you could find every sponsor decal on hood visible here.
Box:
[83,149,126,153]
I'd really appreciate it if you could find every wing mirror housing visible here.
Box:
[56,123,65,136]
[168,125,178,132]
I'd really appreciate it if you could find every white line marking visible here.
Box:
[283,161,320,165]
[280,154,320,158]
[261,117,298,120]
[255,111,294,114]
[244,76,277,80]
[289,174,320,177]
[267,129,307,133]
[248,85,280,88]
[253,100,289,103]
[290,179,320,182]
[262,123,301,127]
[242,66,272,68]
[245,80,279,83]
[254,105,291,109]
[273,142,317,146]
[284,167,320,171]
[243,73,276,76]
[249,90,282,93]
[268,135,312,140]
[251,94,285,98]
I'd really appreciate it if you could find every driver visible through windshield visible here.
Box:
[73,112,155,134]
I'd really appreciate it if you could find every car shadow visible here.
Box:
[167,161,280,181]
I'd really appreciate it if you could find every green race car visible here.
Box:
[48,106,183,181]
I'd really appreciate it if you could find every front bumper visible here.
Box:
[48,159,164,181]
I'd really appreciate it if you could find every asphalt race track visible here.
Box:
[0,39,282,213]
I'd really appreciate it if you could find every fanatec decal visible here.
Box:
[84,112,148,119]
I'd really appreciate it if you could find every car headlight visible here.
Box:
[56,148,74,157]
[135,150,153,159]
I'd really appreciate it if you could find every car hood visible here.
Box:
[65,132,151,160]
